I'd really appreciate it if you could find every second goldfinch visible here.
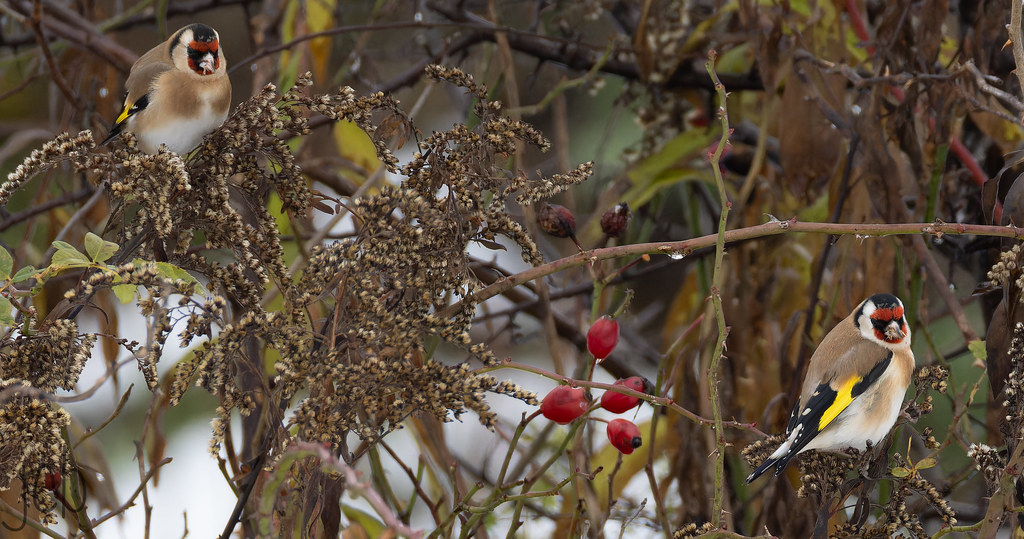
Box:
[745,293,915,483]
[102,23,231,154]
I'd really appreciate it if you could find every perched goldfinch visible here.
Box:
[102,23,231,154]
[745,293,915,483]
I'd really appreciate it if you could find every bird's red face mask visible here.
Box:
[187,40,220,75]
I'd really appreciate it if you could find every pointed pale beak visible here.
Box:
[885,321,905,341]
[199,53,215,75]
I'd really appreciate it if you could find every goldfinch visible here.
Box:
[745,293,915,483]
[102,23,231,154]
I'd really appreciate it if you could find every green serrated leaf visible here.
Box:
[890,467,911,478]
[84,232,119,263]
[0,296,13,325]
[112,284,137,304]
[968,339,987,362]
[0,248,12,280]
[10,265,37,283]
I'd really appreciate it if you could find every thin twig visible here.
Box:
[90,457,173,527]
[0,187,95,233]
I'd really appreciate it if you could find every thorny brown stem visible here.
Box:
[704,49,733,527]
[1010,0,1024,108]
[438,219,1019,331]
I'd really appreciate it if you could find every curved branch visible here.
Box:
[438,218,1023,319]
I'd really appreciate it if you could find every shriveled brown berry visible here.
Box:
[600,203,631,237]
[537,203,576,239]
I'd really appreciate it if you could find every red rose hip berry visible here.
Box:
[607,418,642,454]
[587,316,620,360]
[540,385,589,425]
[600,376,650,414]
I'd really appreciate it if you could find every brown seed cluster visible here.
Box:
[2,66,582,510]
[672,521,715,538]
[904,365,949,422]
[871,465,956,536]
[967,443,1004,494]
[0,381,70,523]
[0,131,95,206]
[739,433,786,472]
[987,243,1024,289]
[794,448,858,501]
[999,323,1024,450]
[0,319,93,393]
[169,67,564,455]
[0,319,93,522]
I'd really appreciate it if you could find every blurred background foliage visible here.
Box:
[1,0,1024,537]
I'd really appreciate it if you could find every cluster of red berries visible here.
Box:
[539,315,650,455]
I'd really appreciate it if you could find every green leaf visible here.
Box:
[11,265,37,283]
[968,339,987,362]
[0,247,12,280]
[0,296,13,325]
[51,241,91,267]
[890,466,911,478]
[152,261,209,297]
[916,457,937,470]
[84,232,119,263]
[113,284,137,304]
[340,505,386,537]
[627,128,716,188]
